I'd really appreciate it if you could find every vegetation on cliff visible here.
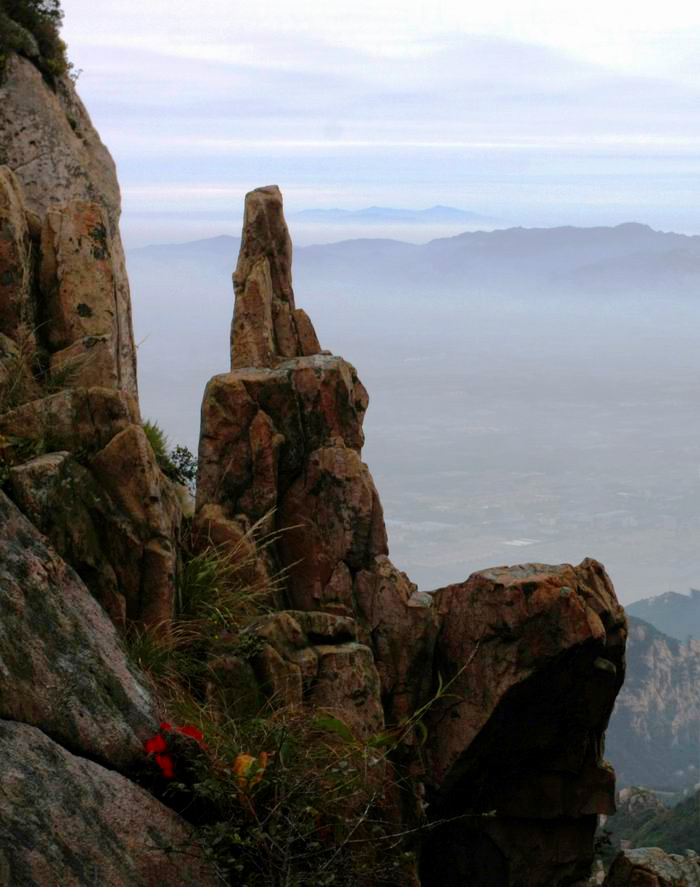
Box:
[129,531,422,885]
[0,0,70,81]
[620,790,700,855]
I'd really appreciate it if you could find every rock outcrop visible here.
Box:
[421,560,626,887]
[0,69,181,626]
[195,185,628,886]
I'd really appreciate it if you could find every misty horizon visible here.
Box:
[127,219,700,607]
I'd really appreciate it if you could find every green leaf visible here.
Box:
[366,729,397,749]
[314,714,355,744]
[415,720,429,745]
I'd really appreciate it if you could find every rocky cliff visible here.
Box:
[605,616,700,795]
[0,52,181,627]
[0,35,640,887]
[0,45,216,885]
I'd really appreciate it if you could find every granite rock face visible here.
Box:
[0,76,180,625]
[0,490,157,769]
[0,720,219,887]
[0,54,137,395]
[196,185,628,886]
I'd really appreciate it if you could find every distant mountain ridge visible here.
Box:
[290,204,499,225]
[130,222,700,300]
[605,615,700,796]
[627,590,700,641]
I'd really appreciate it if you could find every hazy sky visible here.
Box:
[60,0,700,243]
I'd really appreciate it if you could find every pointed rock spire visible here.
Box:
[231,185,321,368]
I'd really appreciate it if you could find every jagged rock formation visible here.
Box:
[603,848,700,886]
[195,185,628,886]
[605,616,700,795]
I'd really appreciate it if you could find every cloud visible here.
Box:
[59,2,700,239]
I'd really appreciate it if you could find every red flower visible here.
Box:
[160,721,173,733]
[155,753,175,778]
[144,734,167,754]
[176,724,204,743]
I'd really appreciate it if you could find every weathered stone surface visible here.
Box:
[0,167,34,346]
[233,610,384,736]
[7,451,124,621]
[419,559,627,886]
[0,57,120,224]
[6,443,180,625]
[279,446,388,611]
[0,386,138,451]
[39,200,134,390]
[91,424,181,625]
[0,490,158,768]
[353,555,439,727]
[0,720,219,887]
[231,185,320,367]
[197,354,368,524]
[0,396,178,625]
[603,848,700,887]
[0,57,138,398]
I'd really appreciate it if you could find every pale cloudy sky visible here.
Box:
[60,0,700,244]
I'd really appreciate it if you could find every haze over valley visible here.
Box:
[128,219,700,604]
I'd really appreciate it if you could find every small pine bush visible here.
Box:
[0,0,70,82]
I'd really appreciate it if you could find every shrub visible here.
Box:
[0,0,70,82]
[142,420,198,493]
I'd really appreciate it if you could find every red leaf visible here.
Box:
[155,753,175,778]
[176,724,204,743]
[160,721,173,732]
[145,734,167,754]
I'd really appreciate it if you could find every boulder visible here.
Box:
[0,387,138,452]
[604,848,700,886]
[419,559,627,886]
[217,610,385,737]
[0,720,219,887]
[0,490,158,768]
